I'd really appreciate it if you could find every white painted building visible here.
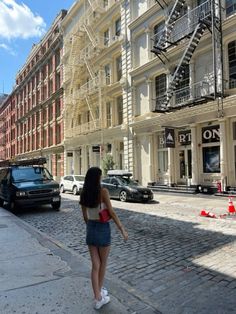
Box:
[127,0,236,191]
[61,0,132,175]
[61,0,236,192]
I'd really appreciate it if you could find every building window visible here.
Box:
[103,0,108,8]
[203,146,220,173]
[49,104,53,121]
[43,129,47,147]
[116,55,122,81]
[49,127,53,146]
[95,106,99,120]
[104,29,109,46]
[153,21,165,46]
[43,108,47,124]
[175,65,190,104]
[117,96,123,125]
[56,72,61,90]
[55,49,60,68]
[226,0,236,17]
[228,40,236,89]
[77,114,81,125]
[49,79,53,95]
[155,74,167,107]
[56,99,61,118]
[115,18,121,36]
[104,64,111,85]
[56,124,61,144]
[106,102,112,127]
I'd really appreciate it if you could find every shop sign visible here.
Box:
[164,128,175,148]
[202,125,220,143]
[178,130,191,145]
[92,145,100,153]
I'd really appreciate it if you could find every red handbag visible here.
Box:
[99,207,111,223]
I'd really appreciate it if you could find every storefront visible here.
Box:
[153,122,227,189]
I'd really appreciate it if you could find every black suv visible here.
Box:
[0,158,61,212]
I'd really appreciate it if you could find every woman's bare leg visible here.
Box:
[88,245,102,300]
[98,246,110,291]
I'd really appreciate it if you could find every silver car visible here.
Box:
[60,175,85,195]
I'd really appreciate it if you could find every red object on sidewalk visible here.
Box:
[200,210,217,218]
[228,196,236,214]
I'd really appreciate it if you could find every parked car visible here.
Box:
[0,157,61,212]
[102,170,153,202]
[60,175,85,195]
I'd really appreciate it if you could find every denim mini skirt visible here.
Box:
[86,220,111,247]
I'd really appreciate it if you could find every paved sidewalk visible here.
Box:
[0,207,159,314]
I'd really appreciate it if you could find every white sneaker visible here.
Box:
[101,287,108,297]
[94,295,110,310]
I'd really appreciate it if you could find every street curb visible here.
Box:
[2,207,161,314]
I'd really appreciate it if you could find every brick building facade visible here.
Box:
[13,10,67,180]
[0,94,16,161]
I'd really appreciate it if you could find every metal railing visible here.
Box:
[69,119,101,136]
[73,71,107,100]
[154,78,214,111]
[152,0,212,49]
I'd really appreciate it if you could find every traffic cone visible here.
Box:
[228,196,236,214]
[200,210,208,217]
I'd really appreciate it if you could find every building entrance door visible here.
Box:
[178,148,192,185]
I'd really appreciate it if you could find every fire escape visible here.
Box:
[67,0,121,136]
[152,0,223,112]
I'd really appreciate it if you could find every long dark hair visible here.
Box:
[80,167,102,208]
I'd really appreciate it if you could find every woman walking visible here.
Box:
[80,167,128,310]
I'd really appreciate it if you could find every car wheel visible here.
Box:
[119,190,127,202]
[52,201,61,211]
[60,185,65,193]
[72,186,79,195]
[9,200,18,213]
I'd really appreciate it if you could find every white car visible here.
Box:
[60,175,85,195]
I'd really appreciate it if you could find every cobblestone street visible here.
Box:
[18,193,236,314]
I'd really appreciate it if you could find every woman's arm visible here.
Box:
[102,188,128,241]
[81,205,88,224]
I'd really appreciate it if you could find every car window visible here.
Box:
[111,178,118,185]
[12,167,52,182]
[68,176,73,181]
[64,176,69,180]
[0,168,8,181]
[74,175,85,181]
[117,177,138,186]
[102,178,110,184]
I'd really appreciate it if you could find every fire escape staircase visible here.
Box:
[152,0,186,57]
[152,0,212,112]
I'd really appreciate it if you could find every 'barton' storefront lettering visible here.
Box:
[202,125,220,143]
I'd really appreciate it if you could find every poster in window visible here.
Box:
[203,146,220,173]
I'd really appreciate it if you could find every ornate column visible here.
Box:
[219,119,228,191]
[145,27,152,61]
[190,124,198,186]
[168,147,174,186]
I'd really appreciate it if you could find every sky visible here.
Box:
[0,0,75,94]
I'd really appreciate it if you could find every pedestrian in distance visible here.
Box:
[80,167,128,310]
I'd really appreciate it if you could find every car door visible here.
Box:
[102,178,113,196]
[68,176,74,191]
[63,176,69,190]
[110,178,120,198]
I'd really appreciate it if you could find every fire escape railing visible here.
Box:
[152,0,214,112]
